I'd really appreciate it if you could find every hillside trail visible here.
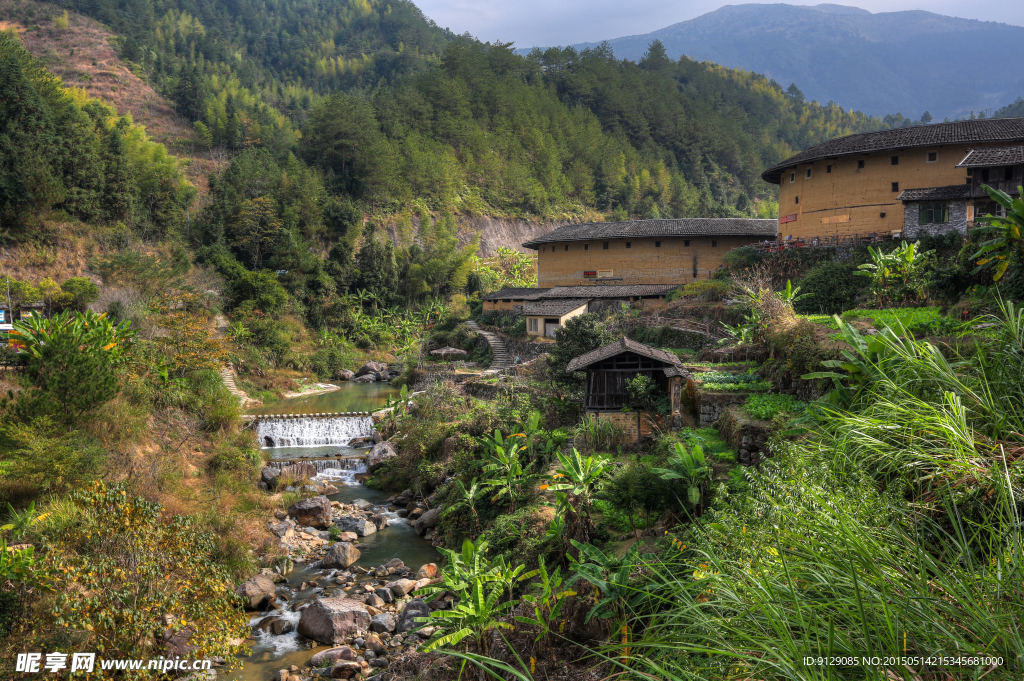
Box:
[211,313,254,405]
[465,320,511,374]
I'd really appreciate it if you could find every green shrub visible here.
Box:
[668,279,731,302]
[742,393,806,420]
[598,463,675,531]
[793,260,863,314]
[697,370,770,392]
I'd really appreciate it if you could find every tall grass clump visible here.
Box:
[609,302,1024,680]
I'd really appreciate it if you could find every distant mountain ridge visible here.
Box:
[542,3,1024,120]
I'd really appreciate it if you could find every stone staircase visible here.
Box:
[219,366,249,401]
[466,320,511,373]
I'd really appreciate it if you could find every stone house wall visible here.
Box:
[903,200,969,238]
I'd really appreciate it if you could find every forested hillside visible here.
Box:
[3,0,889,227]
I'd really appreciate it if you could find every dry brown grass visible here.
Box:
[0,1,220,198]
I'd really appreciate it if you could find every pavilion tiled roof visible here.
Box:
[566,337,687,374]
[538,284,679,299]
[762,118,1024,184]
[522,218,777,249]
[897,185,972,202]
[956,146,1024,168]
[522,300,590,316]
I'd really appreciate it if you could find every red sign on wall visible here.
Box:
[780,214,798,224]
[583,271,597,278]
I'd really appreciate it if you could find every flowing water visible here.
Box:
[255,416,375,449]
[230,390,439,680]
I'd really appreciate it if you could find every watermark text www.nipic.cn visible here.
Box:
[16,653,213,673]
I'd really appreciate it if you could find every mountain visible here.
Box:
[555,3,1024,120]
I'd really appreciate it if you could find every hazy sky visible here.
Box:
[415,0,1024,48]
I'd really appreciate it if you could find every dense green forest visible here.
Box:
[6,0,891,226]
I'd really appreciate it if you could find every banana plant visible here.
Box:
[567,540,655,623]
[0,539,35,582]
[2,501,50,540]
[544,448,612,517]
[418,573,515,655]
[442,478,485,535]
[972,183,1024,281]
[652,442,710,508]
[514,556,575,649]
[480,440,531,514]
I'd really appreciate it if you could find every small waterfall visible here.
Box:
[255,415,374,448]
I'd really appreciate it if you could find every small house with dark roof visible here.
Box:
[898,184,973,238]
[524,299,589,337]
[762,117,1024,239]
[480,287,551,312]
[522,218,777,287]
[567,337,692,440]
[958,146,1023,220]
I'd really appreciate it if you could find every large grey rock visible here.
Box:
[260,467,281,487]
[297,597,371,644]
[396,599,431,633]
[289,496,333,529]
[309,646,356,666]
[351,499,374,511]
[368,513,388,531]
[235,574,277,610]
[355,361,387,378]
[334,369,355,382]
[352,374,376,384]
[268,519,295,539]
[373,587,393,604]
[384,579,418,598]
[334,516,377,537]
[366,442,398,472]
[321,542,361,569]
[413,506,442,535]
[369,613,395,633]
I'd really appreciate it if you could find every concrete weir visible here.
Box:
[251,413,374,448]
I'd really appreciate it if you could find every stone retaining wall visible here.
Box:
[717,406,772,466]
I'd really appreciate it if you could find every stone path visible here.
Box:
[219,366,250,402]
[466,320,510,373]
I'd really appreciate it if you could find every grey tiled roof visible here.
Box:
[522,218,777,248]
[762,118,1024,184]
[523,300,590,316]
[897,185,972,202]
[481,288,551,301]
[538,284,679,299]
[566,337,686,373]
[956,146,1024,168]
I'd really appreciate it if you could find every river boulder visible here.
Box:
[384,578,418,599]
[288,496,332,529]
[334,516,377,537]
[416,563,438,579]
[309,646,356,666]
[413,506,442,535]
[369,613,395,633]
[235,574,277,610]
[260,467,281,487]
[366,442,398,472]
[321,542,361,569]
[334,369,355,382]
[297,597,370,644]
[352,374,376,384]
[355,361,387,378]
[396,599,431,633]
